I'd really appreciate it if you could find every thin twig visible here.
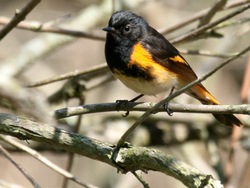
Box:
[198,0,227,27]
[171,3,250,44]
[0,0,41,40]
[116,45,250,148]
[0,145,41,188]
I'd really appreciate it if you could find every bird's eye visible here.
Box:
[123,24,132,34]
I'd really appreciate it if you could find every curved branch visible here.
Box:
[0,113,222,188]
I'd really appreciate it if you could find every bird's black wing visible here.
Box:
[141,26,198,83]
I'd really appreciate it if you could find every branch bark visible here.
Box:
[0,113,223,188]
[54,102,250,119]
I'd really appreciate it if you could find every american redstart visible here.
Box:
[103,11,242,127]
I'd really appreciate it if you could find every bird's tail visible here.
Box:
[188,84,242,127]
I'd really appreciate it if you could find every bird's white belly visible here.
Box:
[114,69,179,95]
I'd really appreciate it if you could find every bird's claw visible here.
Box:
[116,100,130,117]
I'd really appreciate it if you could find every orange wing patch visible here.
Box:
[169,55,187,64]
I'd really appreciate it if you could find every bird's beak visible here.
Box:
[102,26,115,32]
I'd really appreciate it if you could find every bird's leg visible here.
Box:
[130,94,144,102]
[164,87,174,116]
[116,94,144,117]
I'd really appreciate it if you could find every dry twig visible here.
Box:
[0,0,41,40]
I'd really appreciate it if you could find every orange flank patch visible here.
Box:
[169,55,186,64]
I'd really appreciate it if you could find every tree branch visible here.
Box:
[54,102,250,119]
[0,113,223,188]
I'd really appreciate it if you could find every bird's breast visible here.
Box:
[109,42,180,95]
